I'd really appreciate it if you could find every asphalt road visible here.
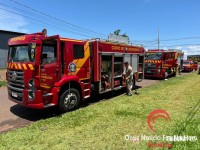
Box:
[0,87,59,133]
[0,72,192,133]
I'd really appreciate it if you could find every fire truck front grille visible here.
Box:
[145,63,156,75]
[7,70,24,102]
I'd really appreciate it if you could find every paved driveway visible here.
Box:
[0,86,58,133]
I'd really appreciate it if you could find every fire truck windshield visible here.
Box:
[183,61,190,64]
[9,45,35,62]
[145,53,162,60]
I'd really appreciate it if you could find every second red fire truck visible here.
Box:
[7,30,145,112]
[144,49,184,79]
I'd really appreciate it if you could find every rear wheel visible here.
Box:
[59,88,80,113]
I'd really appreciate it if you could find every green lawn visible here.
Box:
[0,80,7,87]
[0,73,199,149]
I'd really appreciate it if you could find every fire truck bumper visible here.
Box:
[9,88,58,109]
[8,89,45,109]
[144,74,163,78]
[144,70,164,78]
[24,90,44,109]
[182,68,191,71]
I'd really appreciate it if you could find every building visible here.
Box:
[187,55,200,62]
[0,30,25,68]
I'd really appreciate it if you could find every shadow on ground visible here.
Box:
[10,86,142,123]
[10,105,60,121]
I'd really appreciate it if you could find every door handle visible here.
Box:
[56,69,59,80]
[84,66,86,69]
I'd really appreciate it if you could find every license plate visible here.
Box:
[147,71,151,73]
[12,92,18,98]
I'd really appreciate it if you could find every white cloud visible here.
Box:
[182,49,189,55]
[0,5,28,33]
[187,45,200,53]
[175,46,182,50]
[162,46,169,50]
[156,45,200,59]
[177,45,200,59]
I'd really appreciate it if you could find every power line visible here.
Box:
[160,44,200,47]
[160,37,200,42]
[0,1,106,38]
[2,0,200,47]
[0,2,94,36]
[9,0,107,38]
[139,38,200,47]
[133,37,200,46]
[0,7,96,38]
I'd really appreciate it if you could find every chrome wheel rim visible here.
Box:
[64,93,77,109]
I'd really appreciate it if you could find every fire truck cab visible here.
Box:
[144,49,184,79]
[7,31,145,112]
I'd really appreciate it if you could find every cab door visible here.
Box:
[40,36,61,91]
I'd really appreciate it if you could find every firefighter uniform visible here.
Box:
[123,62,133,96]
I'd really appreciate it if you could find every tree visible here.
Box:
[114,29,121,35]
[112,29,130,43]
[121,33,128,37]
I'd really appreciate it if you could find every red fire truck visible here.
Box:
[144,49,184,79]
[7,30,145,112]
[182,60,197,72]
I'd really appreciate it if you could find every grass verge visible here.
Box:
[0,80,7,87]
[0,73,199,149]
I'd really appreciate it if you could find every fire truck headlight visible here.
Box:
[28,90,35,100]
[157,66,161,74]
[28,79,36,100]
[158,69,161,74]
[28,79,35,87]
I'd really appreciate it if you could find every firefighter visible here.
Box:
[123,61,133,96]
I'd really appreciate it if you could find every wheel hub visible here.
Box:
[64,93,77,109]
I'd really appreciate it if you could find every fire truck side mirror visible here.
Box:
[28,43,36,62]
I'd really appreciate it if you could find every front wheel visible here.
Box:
[59,88,80,113]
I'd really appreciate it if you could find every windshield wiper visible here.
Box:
[17,58,30,62]
[22,58,30,62]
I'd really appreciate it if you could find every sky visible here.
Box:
[0,0,200,58]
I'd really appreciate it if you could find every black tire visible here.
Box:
[59,88,80,113]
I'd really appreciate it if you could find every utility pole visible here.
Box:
[158,28,160,50]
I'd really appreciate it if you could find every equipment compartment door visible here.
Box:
[138,55,144,80]
[114,56,123,88]
[100,55,112,92]
[66,41,90,80]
